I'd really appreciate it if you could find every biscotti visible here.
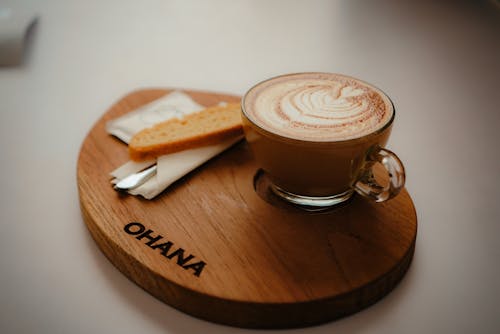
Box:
[129,102,242,161]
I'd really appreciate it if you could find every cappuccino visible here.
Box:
[243,73,393,142]
[241,73,404,208]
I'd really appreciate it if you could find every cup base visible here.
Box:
[270,184,354,209]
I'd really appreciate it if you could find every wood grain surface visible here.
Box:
[77,88,417,328]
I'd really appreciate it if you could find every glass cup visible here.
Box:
[241,73,405,209]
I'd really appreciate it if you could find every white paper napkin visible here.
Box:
[107,91,242,199]
[106,90,204,143]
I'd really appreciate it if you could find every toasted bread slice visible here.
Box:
[129,102,242,161]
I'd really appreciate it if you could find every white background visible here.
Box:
[1,1,499,333]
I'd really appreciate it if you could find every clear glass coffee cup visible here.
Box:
[241,72,405,209]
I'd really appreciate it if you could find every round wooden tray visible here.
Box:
[77,89,417,329]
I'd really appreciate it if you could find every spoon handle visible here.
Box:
[114,164,157,191]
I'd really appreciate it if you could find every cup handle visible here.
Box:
[354,147,405,202]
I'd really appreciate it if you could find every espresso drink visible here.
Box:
[243,72,393,142]
[242,73,402,207]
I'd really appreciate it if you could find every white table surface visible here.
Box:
[1,1,499,333]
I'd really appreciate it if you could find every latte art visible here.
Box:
[243,73,393,141]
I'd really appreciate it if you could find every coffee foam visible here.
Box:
[243,73,393,141]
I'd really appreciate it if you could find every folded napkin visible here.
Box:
[106,91,242,199]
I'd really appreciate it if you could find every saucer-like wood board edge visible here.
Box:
[77,88,417,328]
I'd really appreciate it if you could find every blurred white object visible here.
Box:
[0,2,38,65]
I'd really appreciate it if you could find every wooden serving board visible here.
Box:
[77,89,417,328]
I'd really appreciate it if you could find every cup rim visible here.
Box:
[241,72,396,145]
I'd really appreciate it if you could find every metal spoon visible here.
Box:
[114,164,157,191]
